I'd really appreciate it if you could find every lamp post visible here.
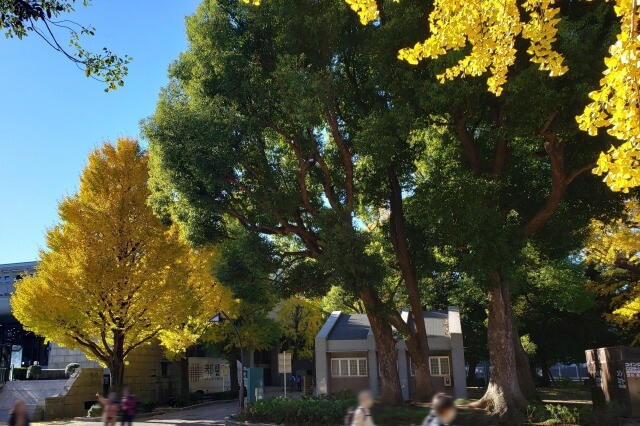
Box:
[210,311,244,409]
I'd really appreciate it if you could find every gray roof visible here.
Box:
[327,314,371,340]
[421,311,449,337]
[326,310,450,341]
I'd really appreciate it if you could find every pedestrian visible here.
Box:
[349,390,375,426]
[96,392,120,426]
[296,374,302,392]
[422,393,457,426]
[289,374,296,390]
[8,399,30,426]
[120,388,137,426]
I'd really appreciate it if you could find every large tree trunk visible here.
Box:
[360,287,404,405]
[472,272,528,422]
[109,329,126,391]
[387,167,434,402]
[404,336,433,401]
[514,328,537,399]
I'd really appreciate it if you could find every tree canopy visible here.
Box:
[1,0,130,90]
[586,198,640,342]
[11,138,222,385]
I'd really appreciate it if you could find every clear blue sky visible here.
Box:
[0,0,201,264]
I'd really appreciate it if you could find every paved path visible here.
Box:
[33,401,239,426]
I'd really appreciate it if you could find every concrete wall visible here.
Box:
[47,344,101,370]
[43,367,103,420]
[48,341,181,404]
[448,306,467,399]
[123,342,163,403]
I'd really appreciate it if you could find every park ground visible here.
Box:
[18,387,640,425]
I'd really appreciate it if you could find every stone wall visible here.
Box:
[122,342,163,403]
[47,344,101,369]
[47,341,183,405]
[43,367,103,420]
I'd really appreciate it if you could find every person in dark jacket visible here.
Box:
[422,393,457,426]
[8,399,30,426]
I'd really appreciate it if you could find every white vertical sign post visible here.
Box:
[278,351,292,398]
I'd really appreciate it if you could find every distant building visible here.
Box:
[0,261,48,374]
[315,306,467,400]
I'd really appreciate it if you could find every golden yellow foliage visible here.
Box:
[395,0,566,96]
[577,0,640,193]
[273,296,324,360]
[346,0,638,192]
[586,199,640,336]
[240,0,639,192]
[11,138,226,383]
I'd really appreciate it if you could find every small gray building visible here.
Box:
[315,306,466,400]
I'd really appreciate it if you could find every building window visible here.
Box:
[429,356,451,377]
[410,357,451,377]
[331,357,367,377]
[4,276,11,283]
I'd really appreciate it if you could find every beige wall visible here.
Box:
[43,368,103,420]
[122,341,164,402]
[48,341,181,404]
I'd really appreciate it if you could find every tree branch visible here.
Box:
[453,107,483,175]
[326,108,354,206]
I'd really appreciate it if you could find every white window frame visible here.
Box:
[429,356,451,377]
[331,357,368,377]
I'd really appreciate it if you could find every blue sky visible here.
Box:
[0,0,201,263]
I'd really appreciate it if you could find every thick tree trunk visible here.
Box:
[387,167,434,402]
[360,287,404,405]
[109,329,126,392]
[404,336,433,401]
[471,272,528,422]
[180,357,190,399]
[514,328,537,399]
[467,359,479,387]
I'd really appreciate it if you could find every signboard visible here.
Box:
[188,357,231,394]
[278,352,292,374]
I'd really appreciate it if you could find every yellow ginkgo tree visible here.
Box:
[11,138,225,387]
[586,198,640,342]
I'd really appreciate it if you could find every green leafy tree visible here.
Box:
[1,0,130,90]
[143,0,450,403]
[402,2,624,416]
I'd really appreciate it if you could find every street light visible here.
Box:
[210,311,244,409]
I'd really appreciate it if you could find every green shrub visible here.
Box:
[27,364,42,379]
[328,389,355,401]
[238,396,355,425]
[555,377,575,389]
[65,363,80,377]
[371,404,429,425]
[87,403,102,417]
[11,367,27,381]
[546,404,580,424]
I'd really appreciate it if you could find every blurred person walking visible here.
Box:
[422,393,457,426]
[8,399,30,426]
[346,390,375,426]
